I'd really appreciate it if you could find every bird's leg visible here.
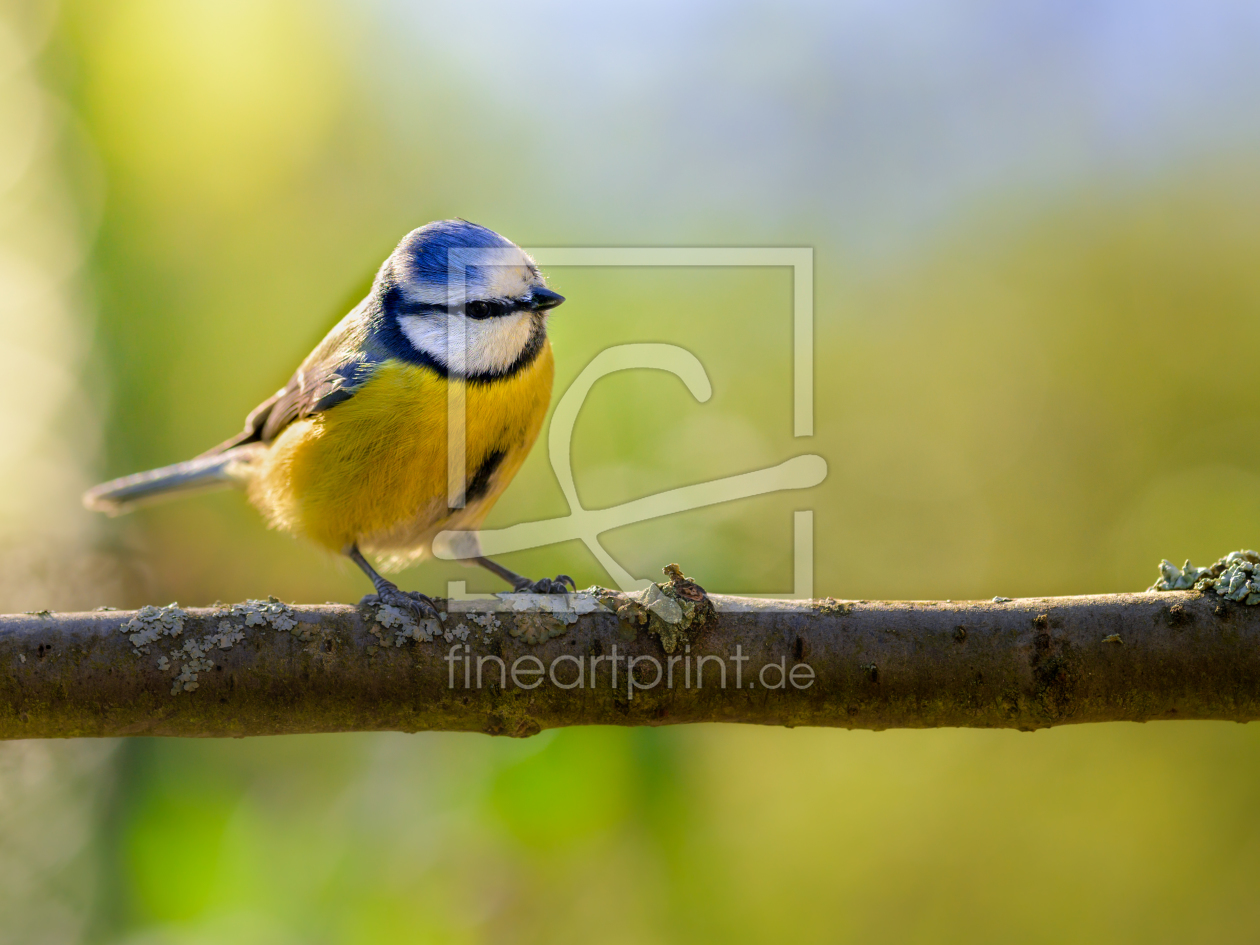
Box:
[474,556,576,594]
[347,544,439,619]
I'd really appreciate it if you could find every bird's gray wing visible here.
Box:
[199,307,381,456]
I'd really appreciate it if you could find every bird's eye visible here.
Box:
[466,300,490,319]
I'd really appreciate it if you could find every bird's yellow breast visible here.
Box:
[248,343,553,563]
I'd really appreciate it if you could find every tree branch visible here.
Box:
[2,574,1258,739]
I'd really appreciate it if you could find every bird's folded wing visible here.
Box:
[198,307,381,456]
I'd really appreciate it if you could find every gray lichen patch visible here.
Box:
[362,590,610,648]
[1207,552,1260,604]
[208,621,245,649]
[497,592,606,645]
[354,570,713,649]
[225,597,298,631]
[509,612,575,645]
[611,564,715,654]
[1151,550,1260,604]
[170,637,215,694]
[120,597,310,696]
[119,603,186,654]
[368,605,442,648]
[1151,559,1215,591]
[164,616,247,695]
[817,598,853,616]
[468,612,503,644]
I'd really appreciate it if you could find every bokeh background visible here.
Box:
[3,0,1260,941]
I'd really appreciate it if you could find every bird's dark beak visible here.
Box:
[528,287,565,311]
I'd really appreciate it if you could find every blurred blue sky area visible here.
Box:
[371,0,1260,254]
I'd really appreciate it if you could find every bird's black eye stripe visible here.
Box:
[384,288,517,321]
[465,299,511,319]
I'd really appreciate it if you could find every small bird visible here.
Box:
[84,220,574,616]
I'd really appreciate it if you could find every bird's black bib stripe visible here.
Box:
[448,448,506,512]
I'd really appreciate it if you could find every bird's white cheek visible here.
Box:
[397,313,536,374]
[397,315,450,362]
[474,313,535,372]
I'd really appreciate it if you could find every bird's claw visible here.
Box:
[513,574,577,594]
[362,584,441,620]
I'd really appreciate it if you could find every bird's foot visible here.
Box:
[361,583,441,621]
[512,574,577,594]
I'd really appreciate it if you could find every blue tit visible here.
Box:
[84,220,573,616]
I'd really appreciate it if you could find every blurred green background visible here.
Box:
[4,0,1260,941]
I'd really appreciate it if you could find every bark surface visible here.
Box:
[1,586,1256,739]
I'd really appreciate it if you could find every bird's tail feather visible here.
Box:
[83,447,257,516]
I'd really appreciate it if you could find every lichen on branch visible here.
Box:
[2,558,1260,739]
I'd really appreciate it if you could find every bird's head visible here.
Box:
[375,220,563,378]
